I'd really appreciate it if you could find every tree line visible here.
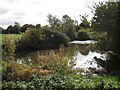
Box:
[1,14,91,41]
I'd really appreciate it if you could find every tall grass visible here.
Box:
[37,45,72,74]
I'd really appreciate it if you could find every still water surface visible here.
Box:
[16,41,106,69]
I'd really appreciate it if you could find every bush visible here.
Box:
[2,61,50,81]
[2,35,16,61]
[42,29,70,49]
[17,28,43,51]
[77,31,90,40]
[17,28,70,51]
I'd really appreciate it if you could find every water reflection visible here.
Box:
[73,51,105,69]
[16,41,105,69]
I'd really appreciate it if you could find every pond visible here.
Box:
[16,40,106,70]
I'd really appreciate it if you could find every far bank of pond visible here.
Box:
[16,40,106,70]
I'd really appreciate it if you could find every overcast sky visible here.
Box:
[0,0,106,28]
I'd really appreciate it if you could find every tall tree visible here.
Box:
[62,15,73,24]
[61,15,76,40]
[47,14,61,30]
[5,22,21,34]
[92,2,119,54]
[79,14,90,28]
[13,22,21,33]
[92,2,120,72]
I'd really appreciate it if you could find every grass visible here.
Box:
[0,34,22,44]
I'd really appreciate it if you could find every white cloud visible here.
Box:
[0,0,106,28]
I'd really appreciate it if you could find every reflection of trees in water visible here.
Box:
[78,44,90,55]
[64,45,78,57]
[64,44,96,58]
[74,44,97,55]
[16,51,39,64]
[94,52,120,74]
[16,44,98,65]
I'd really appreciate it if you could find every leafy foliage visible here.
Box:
[61,15,77,40]
[77,31,90,40]
[47,14,62,30]
[2,74,120,90]
[2,35,17,61]
[92,2,120,54]
[79,14,90,28]
[92,2,120,71]
[4,22,21,34]
[17,28,43,50]
[17,27,69,51]
[42,29,70,48]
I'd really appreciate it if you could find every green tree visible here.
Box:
[13,22,21,33]
[61,15,76,40]
[36,24,41,28]
[17,27,69,50]
[5,22,21,34]
[42,29,70,49]
[62,15,73,24]
[92,2,120,72]
[17,28,43,50]
[5,25,14,34]
[20,24,35,33]
[47,14,61,30]
[20,24,29,32]
[79,14,90,28]
[92,2,119,54]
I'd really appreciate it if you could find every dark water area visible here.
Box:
[15,40,106,70]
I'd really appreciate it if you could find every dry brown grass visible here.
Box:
[5,61,51,80]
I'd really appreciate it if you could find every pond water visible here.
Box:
[16,40,106,70]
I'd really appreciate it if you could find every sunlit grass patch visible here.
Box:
[0,34,22,44]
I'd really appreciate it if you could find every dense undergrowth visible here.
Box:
[1,70,120,90]
[1,60,120,90]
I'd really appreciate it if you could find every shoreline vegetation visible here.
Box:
[1,44,120,89]
[1,1,120,90]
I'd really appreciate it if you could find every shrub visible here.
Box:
[17,28,43,51]
[2,61,50,81]
[42,29,70,49]
[77,31,90,40]
[17,28,70,51]
[2,35,16,61]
